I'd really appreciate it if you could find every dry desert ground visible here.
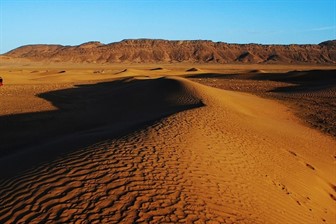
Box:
[0,58,336,223]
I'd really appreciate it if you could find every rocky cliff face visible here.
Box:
[4,39,336,64]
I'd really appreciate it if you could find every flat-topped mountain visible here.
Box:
[3,39,336,64]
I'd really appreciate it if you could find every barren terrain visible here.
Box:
[0,59,335,223]
[4,39,336,64]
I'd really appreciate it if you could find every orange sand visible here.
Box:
[0,62,335,223]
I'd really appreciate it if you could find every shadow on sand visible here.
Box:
[186,69,336,93]
[0,77,204,178]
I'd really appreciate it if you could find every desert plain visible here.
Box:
[0,54,336,223]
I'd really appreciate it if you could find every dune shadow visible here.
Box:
[269,83,336,94]
[150,67,163,71]
[253,70,336,93]
[187,69,336,93]
[186,73,239,79]
[248,69,335,81]
[0,77,204,178]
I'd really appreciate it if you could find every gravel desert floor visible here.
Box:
[0,60,335,223]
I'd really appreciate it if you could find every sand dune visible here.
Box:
[186,67,200,72]
[0,77,203,174]
[188,69,336,137]
[0,75,335,223]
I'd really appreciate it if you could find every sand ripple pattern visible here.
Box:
[0,116,256,223]
[0,78,335,224]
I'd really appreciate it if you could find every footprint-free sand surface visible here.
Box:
[0,62,335,223]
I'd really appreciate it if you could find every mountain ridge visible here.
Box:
[3,39,336,64]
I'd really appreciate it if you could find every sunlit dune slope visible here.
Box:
[0,77,335,224]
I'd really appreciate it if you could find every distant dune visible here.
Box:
[3,39,336,64]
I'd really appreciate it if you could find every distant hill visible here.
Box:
[3,39,336,64]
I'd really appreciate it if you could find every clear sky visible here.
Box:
[0,0,335,53]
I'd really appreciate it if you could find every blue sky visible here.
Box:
[0,0,335,53]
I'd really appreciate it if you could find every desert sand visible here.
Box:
[0,60,335,223]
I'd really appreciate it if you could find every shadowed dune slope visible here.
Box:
[0,77,204,176]
[249,69,336,84]
[186,69,336,82]
[0,77,335,223]
[186,69,336,95]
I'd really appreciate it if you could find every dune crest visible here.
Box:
[0,77,203,173]
[0,77,335,223]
